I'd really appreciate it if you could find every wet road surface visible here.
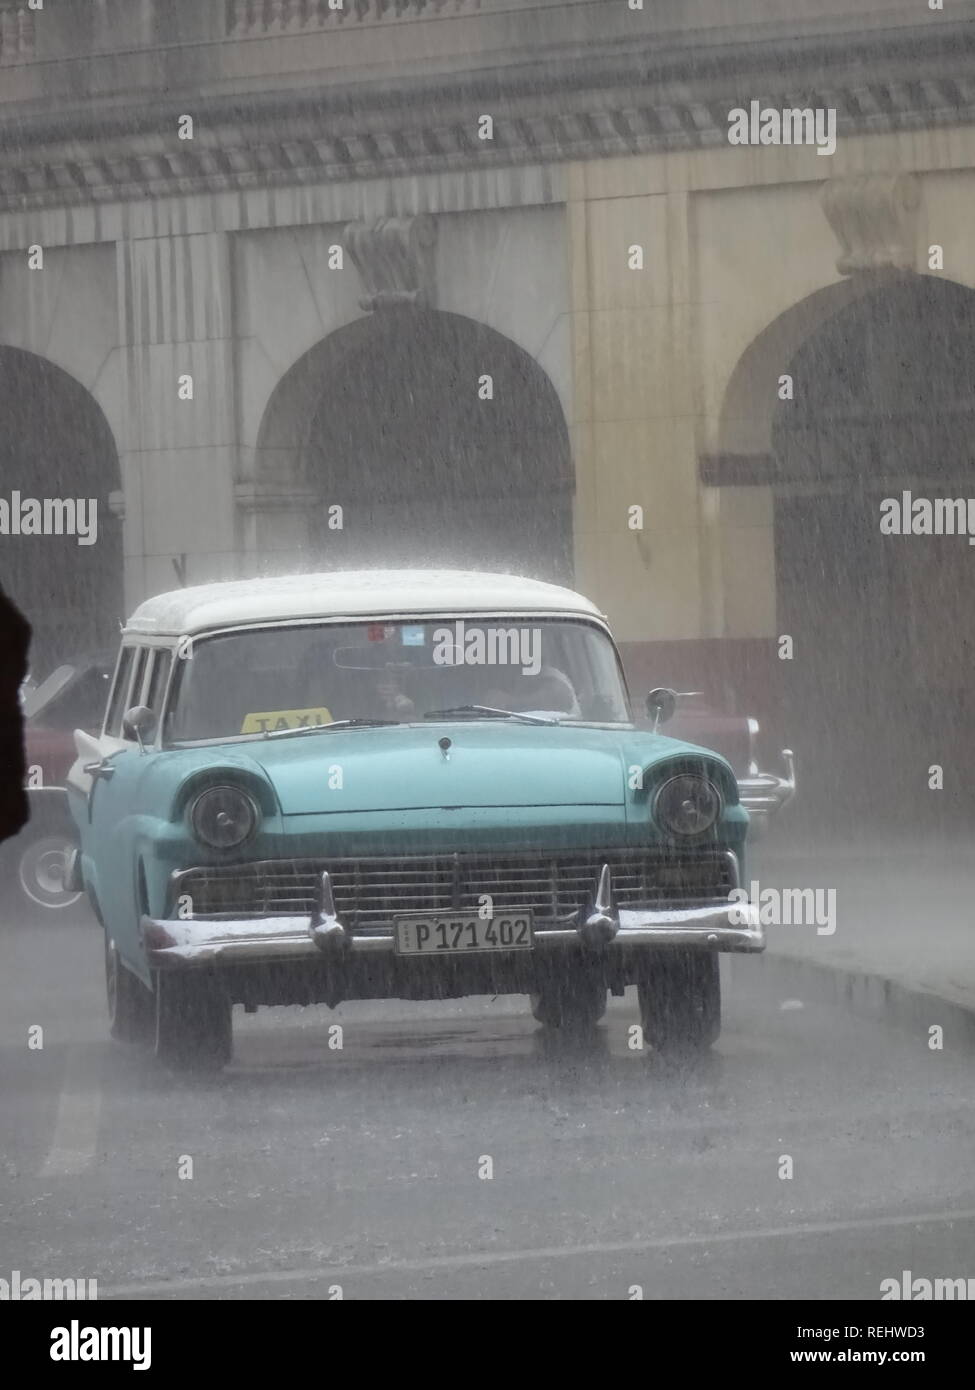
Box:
[2,911,974,1300]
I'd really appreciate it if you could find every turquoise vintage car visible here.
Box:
[66,570,793,1070]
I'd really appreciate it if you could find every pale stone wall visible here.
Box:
[569,124,975,644]
[0,167,570,612]
[235,196,570,575]
[4,112,975,636]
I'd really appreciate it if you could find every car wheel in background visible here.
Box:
[637,951,721,1055]
[154,972,233,1072]
[7,824,82,916]
[530,974,607,1033]
[105,935,155,1044]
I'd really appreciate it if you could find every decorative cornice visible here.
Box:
[2,24,975,212]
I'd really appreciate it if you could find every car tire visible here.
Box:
[105,935,155,1044]
[154,972,233,1073]
[637,951,721,1055]
[530,974,607,1032]
[5,825,82,917]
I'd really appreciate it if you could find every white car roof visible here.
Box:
[124,570,605,637]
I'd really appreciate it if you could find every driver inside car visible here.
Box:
[373,667,416,719]
[482,664,580,718]
[296,643,416,722]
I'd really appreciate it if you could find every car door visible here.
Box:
[68,645,159,977]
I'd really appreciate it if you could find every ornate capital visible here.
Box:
[821,173,921,276]
[342,214,437,311]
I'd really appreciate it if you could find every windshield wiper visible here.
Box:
[264,718,399,739]
[422,704,560,726]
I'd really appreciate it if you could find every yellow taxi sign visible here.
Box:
[241,707,333,735]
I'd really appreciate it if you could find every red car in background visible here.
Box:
[1,653,113,915]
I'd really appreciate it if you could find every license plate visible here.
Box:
[394,912,534,955]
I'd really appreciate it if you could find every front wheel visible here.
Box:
[637,951,721,1055]
[154,972,233,1073]
[105,936,155,1043]
[530,974,607,1033]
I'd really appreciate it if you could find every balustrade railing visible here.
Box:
[0,3,36,66]
[225,0,491,37]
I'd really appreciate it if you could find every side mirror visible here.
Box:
[645,687,677,730]
[122,704,157,751]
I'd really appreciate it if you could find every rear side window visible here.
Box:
[104,648,135,736]
[123,650,152,739]
[128,648,150,718]
[146,650,173,721]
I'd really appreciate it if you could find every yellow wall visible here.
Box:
[567,129,975,644]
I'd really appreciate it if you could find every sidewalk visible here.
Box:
[744,831,975,1041]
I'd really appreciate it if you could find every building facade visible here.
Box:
[2,0,974,818]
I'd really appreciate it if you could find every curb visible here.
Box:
[738,949,975,1051]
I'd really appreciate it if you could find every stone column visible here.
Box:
[569,169,702,643]
[116,230,239,609]
[235,482,321,574]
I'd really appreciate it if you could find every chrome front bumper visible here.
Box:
[141,860,764,969]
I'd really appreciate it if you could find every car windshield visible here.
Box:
[164,617,631,743]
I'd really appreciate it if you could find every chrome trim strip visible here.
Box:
[738,748,795,813]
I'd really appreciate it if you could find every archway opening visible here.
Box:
[769,274,975,827]
[0,348,122,675]
[255,308,574,581]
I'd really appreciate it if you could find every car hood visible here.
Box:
[252,722,632,815]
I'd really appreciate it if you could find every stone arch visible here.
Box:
[251,307,574,581]
[716,276,879,461]
[720,273,975,827]
[772,274,975,483]
[0,346,122,674]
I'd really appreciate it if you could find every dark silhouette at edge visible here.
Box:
[0,583,30,845]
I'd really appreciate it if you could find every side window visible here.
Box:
[162,656,185,744]
[120,648,150,740]
[146,650,173,721]
[104,648,135,737]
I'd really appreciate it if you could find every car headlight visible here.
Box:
[652,773,722,837]
[190,785,260,850]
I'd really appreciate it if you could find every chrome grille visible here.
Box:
[175,851,737,932]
